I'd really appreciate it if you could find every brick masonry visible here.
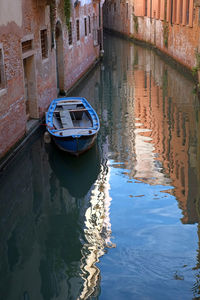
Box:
[0,0,103,159]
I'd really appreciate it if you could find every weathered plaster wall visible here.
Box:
[0,0,22,27]
[0,0,56,159]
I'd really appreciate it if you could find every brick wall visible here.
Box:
[0,0,103,159]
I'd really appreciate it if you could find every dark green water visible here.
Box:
[0,33,200,300]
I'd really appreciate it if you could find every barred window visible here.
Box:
[68,22,73,45]
[22,40,32,53]
[40,29,48,59]
[76,19,80,41]
[84,17,87,36]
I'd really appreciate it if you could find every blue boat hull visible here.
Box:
[46,97,100,155]
[52,133,97,155]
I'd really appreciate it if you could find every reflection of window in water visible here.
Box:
[176,111,180,138]
[144,71,147,89]
[181,166,185,188]
[182,114,186,146]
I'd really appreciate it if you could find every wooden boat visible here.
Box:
[45,97,100,155]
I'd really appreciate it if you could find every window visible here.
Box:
[186,0,190,24]
[158,0,161,19]
[0,49,6,90]
[179,0,183,23]
[88,16,91,34]
[126,3,128,18]
[76,19,80,41]
[84,17,87,36]
[22,40,33,53]
[145,0,147,16]
[150,0,152,18]
[199,7,200,25]
[170,0,173,23]
[40,29,48,59]
[173,0,177,23]
[68,22,73,45]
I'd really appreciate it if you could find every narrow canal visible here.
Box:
[1,33,200,300]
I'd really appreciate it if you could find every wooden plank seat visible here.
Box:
[60,110,73,128]
[53,128,95,136]
[56,101,83,106]
[67,108,88,112]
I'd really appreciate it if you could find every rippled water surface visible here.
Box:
[1,34,200,300]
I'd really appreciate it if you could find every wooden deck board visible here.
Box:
[60,110,73,128]
[55,128,94,135]
[53,116,61,129]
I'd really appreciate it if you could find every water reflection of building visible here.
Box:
[101,34,200,298]
[133,57,200,225]
[79,163,113,299]
[102,34,200,226]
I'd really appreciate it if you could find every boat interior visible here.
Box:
[53,100,93,130]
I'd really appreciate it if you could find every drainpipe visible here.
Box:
[198,7,200,86]
[99,0,104,57]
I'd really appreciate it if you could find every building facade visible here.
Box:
[103,0,200,73]
[0,0,103,160]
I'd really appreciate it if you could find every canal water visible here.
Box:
[0,33,200,300]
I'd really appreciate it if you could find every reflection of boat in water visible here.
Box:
[46,141,113,299]
[47,142,101,198]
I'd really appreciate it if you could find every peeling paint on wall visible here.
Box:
[0,0,22,27]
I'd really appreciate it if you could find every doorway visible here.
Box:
[23,56,38,120]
